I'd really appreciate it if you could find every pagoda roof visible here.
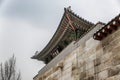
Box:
[31,7,94,63]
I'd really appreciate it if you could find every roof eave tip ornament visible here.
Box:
[31,56,35,59]
[65,6,72,11]
[31,51,39,59]
[35,51,39,55]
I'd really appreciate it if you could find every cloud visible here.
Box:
[0,0,68,27]
[69,0,120,23]
[0,0,120,25]
[0,0,3,4]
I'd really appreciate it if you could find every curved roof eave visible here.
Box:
[31,8,95,60]
[31,8,67,60]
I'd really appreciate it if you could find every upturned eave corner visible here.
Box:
[31,7,95,64]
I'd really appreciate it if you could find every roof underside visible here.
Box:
[31,8,95,64]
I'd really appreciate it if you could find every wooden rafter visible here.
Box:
[66,14,77,31]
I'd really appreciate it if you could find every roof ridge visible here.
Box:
[65,7,94,25]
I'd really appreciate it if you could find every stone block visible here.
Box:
[115,74,120,80]
[103,60,112,71]
[112,49,120,66]
[112,46,120,55]
[79,71,86,79]
[86,61,94,70]
[78,59,86,68]
[94,74,99,80]
[106,38,120,53]
[102,34,113,47]
[110,37,120,48]
[94,58,101,66]
[85,38,100,51]
[96,43,102,51]
[79,66,85,73]
[94,65,100,74]
[108,67,120,77]
[98,70,108,80]
[106,76,115,80]
[88,54,96,62]
[96,49,103,59]
[85,76,95,80]
[101,52,112,63]
[112,29,120,39]
[87,68,95,77]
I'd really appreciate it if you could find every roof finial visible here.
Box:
[35,51,39,55]
[67,6,71,11]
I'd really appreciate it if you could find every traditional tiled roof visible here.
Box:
[66,8,94,26]
[31,7,95,64]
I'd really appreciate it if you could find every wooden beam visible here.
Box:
[110,21,119,30]
[101,29,107,37]
[106,25,115,33]
[66,14,76,30]
[97,32,105,37]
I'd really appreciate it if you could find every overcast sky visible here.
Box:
[0,0,120,80]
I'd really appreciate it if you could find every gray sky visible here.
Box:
[0,0,119,80]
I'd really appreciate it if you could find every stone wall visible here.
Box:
[34,25,120,80]
[77,26,120,80]
[34,49,77,80]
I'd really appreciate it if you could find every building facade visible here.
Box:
[32,8,120,80]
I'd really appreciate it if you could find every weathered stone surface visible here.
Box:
[85,38,100,51]
[96,48,103,58]
[106,76,115,80]
[115,74,120,80]
[108,67,120,77]
[94,65,99,74]
[34,24,120,80]
[94,58,101,66]
[80,71,87,79]
[87,68,94,77]
[86,61,94,70]
[101,52,112,63]
[98,70,108,80]
[112,49,120,66]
